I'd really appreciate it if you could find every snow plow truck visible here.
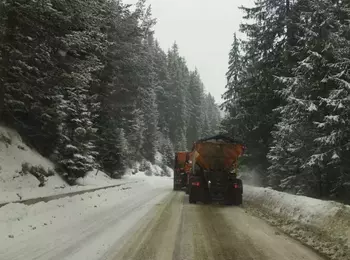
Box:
[173,151,192,191]
[188,135,245,205]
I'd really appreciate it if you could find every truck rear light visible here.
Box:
[233,183,239,189]
[192,182,200,187]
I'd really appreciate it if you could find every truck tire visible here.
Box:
[189,194,196,204]
[231,190,242,205]
[236,193,243,205]
[237,178,243,205]
[202,188,211,204]
[173,183,181,191]
[237,178,243,193]
[189,189,196,204]
[225,192,235,205]
[226,185,242,206]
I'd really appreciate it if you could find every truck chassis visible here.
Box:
[188,173,243,205]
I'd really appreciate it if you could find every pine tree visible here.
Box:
[167,43,188,150]
[153,41,170,134]
[204,94,221,136]
[159,131,175,168]
[186,69,204,148]
[94,0,149,171]
[309,0,350,199]
[221,33,246,140]
[222,0,295,182]
[268,0,350,197]
[141,88,159,162]
[201,114,211,138]
[139,32,159,163]
[0,1,5,121]
[222,33,242,107]
[319,76,350,199]
[53,0,108,181]
[55,77,98,181]
[112,127,128,178]
[0,0,221,185]
[0,0,64,154]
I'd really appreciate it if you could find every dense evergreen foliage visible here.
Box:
[222,0,350,201]
[0,0,221,182]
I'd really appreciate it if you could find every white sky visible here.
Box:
[125,0,254,104]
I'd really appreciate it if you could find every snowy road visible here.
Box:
[112,191,325,260]
[0,177,171,260]
[0,176,325,260]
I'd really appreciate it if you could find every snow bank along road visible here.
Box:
[0,177,325,260]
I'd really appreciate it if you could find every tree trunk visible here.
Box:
[0,84,4,122]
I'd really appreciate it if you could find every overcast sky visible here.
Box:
[125,0,254,104]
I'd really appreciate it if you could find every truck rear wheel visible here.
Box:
[189,193,196,204]
[237,179,243,205]
[202,188,211,204]
[236,193,243,205]
[231,190,243,205]
[225,179,243,206]
[189,188,197,204]
[173,183,181,191]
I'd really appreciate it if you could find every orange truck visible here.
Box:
[184,151,193,194]
[174,152,188,190]
[173,151,192,190]
[188,135,245,205]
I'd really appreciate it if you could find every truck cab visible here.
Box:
[173,151,190,191]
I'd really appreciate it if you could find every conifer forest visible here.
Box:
[1,0,350,202]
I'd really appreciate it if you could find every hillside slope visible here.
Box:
[0,125,124,204]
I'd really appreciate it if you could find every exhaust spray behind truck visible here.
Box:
[188,135,245,205]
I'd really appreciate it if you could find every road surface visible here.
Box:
[109,191,324,260]
[0,179,325,260]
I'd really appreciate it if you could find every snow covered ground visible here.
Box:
[244,185,350,260]
[0,125,140,204]
[2,164,349,260]
[2,124,347,259]
[0,125,174,259]
[0,173,173,260]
